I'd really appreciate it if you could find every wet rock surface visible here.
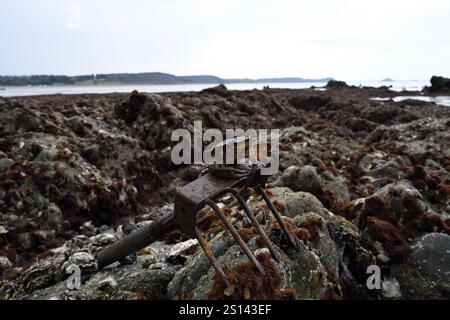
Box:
[410,233,450,297]
[425,75,450,93]
[0,84,449,300]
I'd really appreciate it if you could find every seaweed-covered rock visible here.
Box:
[373,180,426,222]
[0,227,193,300]
[167,231,328,300]
[293,213,341,282]
[114,90,149,123]
[0,83,449,300]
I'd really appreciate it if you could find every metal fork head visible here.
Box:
[173,162,298,288]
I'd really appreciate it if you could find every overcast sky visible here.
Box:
[1,0,449,80]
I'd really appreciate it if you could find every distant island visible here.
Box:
[0,72,333,86]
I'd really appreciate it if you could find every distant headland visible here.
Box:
[0,72,333,87]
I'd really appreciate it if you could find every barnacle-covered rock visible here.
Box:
[410,233,450,297]
[64,252,98,273]
[0,253,67,299]
[0,83,449,300]
[293,213,341,282]
[167,231,328,300]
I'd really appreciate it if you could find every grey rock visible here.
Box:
[148,262,169,270]
[310,158,322,167]
[66,252,98,272]
[43,203,62,228]
[425,159,445,172]
[168,232,229,299]
[141,255,158,268]
[282,246,328,299]
[23,259,176,300]
[15,113,41,132]
[264,187,294,199]
[256,211,265,224]
[0,225,8,235]
[167,239,198,257]
[114,268,175,299]
[0,256,12,268]
[89,233,117,247]
[283,191,330,220]
[410,233,450,296]
[320,171,350,202]
[242,217,251,228]
[281,165,322,193]
[373,179,427,224]
[0,158,13,172]
[66,116,87,136]
[293,213,341,282]
[366,161,402,180]
[17,232,33,250]
[377,253,391,264]
[1,254,67,299]
[80,221,97,237]
[382,277,402,299]
[98,276,118,291]
[32,146,58,162]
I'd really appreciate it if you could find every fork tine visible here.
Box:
[206,199,266,275]
[256,186,299,249]
[194,226,234,295]
[225,188,280,262]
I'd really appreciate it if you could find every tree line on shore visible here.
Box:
[0,72,332,86]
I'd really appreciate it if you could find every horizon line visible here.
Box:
[0,71,433,82]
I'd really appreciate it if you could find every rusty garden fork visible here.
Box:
[97,170,298,291]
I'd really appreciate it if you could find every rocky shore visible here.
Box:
[0,80,449,300]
